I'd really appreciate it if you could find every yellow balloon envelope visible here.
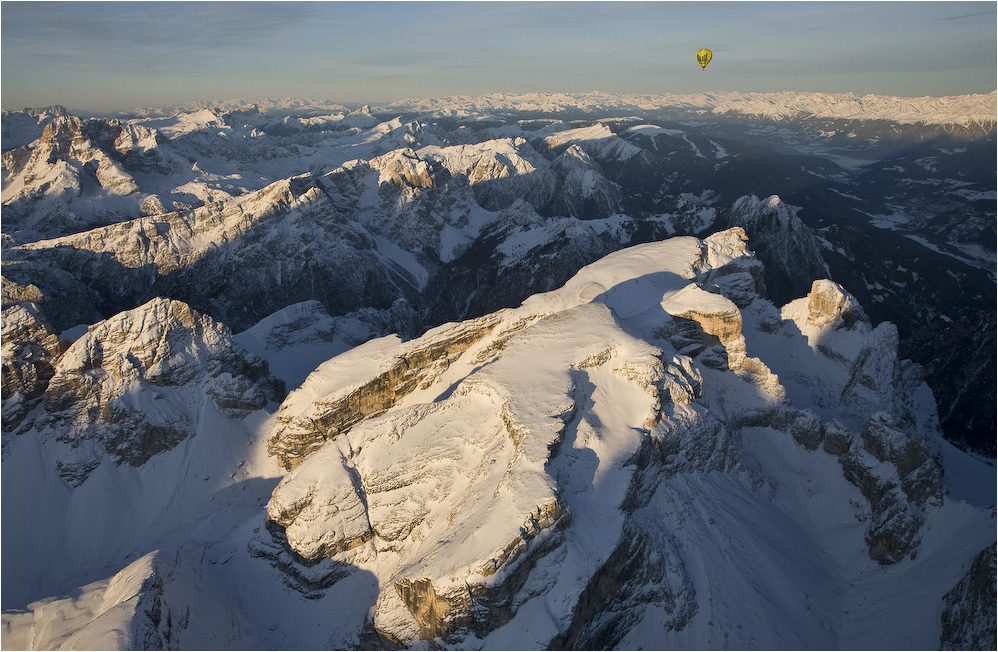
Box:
[696,48,712,70]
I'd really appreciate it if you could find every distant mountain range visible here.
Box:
[54,89,996,131]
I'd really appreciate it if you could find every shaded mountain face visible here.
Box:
[5,297,284,485]
[1,93,994,649]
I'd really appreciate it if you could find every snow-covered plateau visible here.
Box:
[1,91,995,650]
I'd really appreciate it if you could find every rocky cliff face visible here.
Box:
[20,298,283,486]
[778,279,944,563]
[1,302,68,430]
[940,543,997,650]
[266,312,504,469]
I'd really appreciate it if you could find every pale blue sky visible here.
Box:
[2,1,995,113]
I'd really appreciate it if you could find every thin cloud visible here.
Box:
[939,11,996,21]
[3,2,321,66]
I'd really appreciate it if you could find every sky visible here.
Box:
[1,1,995,113]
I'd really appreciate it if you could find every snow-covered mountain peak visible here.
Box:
[54,297,248,388]
[340,104,379,128]
[560,142,591,163]
[543,122,644,162]
[543,122,616,148]
[723,194,831,304]
[248,229,970,647]
[369,148,439,189]
[1,105,71,149]
[419,137,541,182]
[728,195,811,245]
[33,298,282,482]
[129,107,225,139]
[732,193,792,219]
[37,115,85,152]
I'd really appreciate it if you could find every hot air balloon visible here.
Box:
[696,48,712,70]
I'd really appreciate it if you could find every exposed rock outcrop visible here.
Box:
[369,148,441,189]
[552,524,696,650]
[661,230,785,399]
[267,312,504,469]
[940,542,997,650]
[804,278,868,329]
[1,302,68,429]
[780,279,944,563]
